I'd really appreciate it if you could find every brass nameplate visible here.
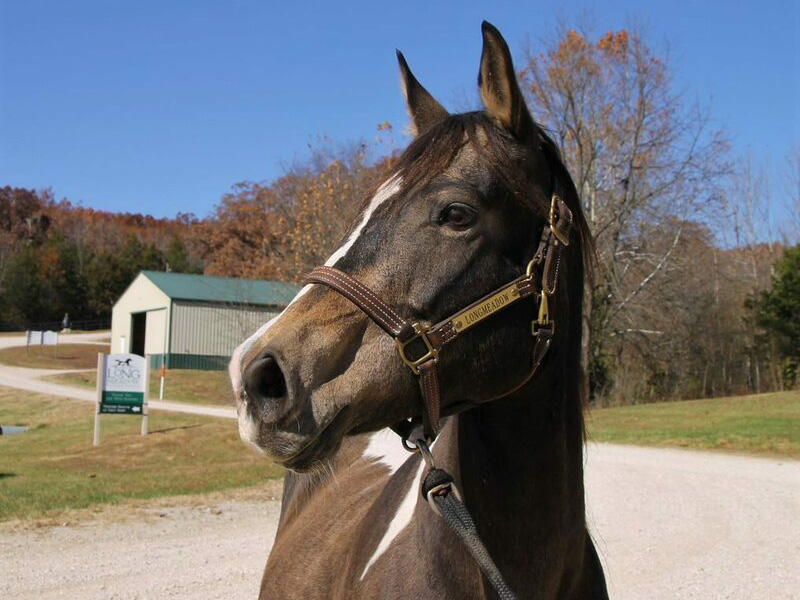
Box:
[452,283,520,333]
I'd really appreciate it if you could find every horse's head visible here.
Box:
[230,23,588,471]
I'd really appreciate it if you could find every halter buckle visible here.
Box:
[549,194,571,246]
[532,293,554,337]
[396,322,439,375]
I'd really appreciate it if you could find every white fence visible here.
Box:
[26,330,59,347]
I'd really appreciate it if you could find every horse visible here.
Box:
[229,22,609,600]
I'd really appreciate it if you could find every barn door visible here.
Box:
[131,312,146,356]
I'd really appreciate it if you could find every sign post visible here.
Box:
[141,357,149,437]
[93,352,149,446]
[93,353,103,446]
[159,358,166,400]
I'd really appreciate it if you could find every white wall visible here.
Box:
[145,308,168,355]
[111,273,170,355]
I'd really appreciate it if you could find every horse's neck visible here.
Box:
[446,376,588,595]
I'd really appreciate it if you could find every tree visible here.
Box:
[706,157,782,395]
[783,146,800,244]
[85,236,165,315]
[204,143,393,282]
[0,187,52,327]
[0,188,207,328]
[165,237,202,274]
[2,245,46,324]
[755,245,800,387]
[518,27,729,403]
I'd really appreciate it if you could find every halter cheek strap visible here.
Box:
[305,193,573,442]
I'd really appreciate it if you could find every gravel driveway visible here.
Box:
[2,443,797,600]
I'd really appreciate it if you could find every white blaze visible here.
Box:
[324,176,401,267]
[231,174,402,391]
[231,176,402,446]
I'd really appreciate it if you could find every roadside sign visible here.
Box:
[100,353,145,414]
[93,353,149,446]
[42,330,59,346]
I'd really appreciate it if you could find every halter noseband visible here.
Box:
[306,193,573,443]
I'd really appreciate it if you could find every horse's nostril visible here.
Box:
[243,352,288,403]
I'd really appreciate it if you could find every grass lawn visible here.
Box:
[45,369,233,407]
[0,387,281,521]
[587,390,800,457]
[0,343,110,369]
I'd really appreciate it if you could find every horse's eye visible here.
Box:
[439,203,477,230]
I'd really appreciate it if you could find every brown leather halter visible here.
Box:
[306,193,573,443]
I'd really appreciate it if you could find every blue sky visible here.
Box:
[1,0,798,219]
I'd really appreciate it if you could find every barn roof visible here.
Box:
[141,271,301,307]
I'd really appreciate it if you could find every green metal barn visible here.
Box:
[111,271,300,370]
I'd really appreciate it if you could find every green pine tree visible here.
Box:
[755,245,800,387]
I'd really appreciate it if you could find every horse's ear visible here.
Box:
[396,50,449,135]
[478,21,534,142]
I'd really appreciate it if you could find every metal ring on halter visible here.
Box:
[414,438,436,470]
[401,437,418,452]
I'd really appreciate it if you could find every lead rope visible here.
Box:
[415,440,520,600]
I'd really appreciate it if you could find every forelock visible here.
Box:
[390,112,549,217]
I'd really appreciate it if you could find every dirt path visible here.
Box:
[2,443,798,599]
[0,333,236,420]
[0,331,109,351]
